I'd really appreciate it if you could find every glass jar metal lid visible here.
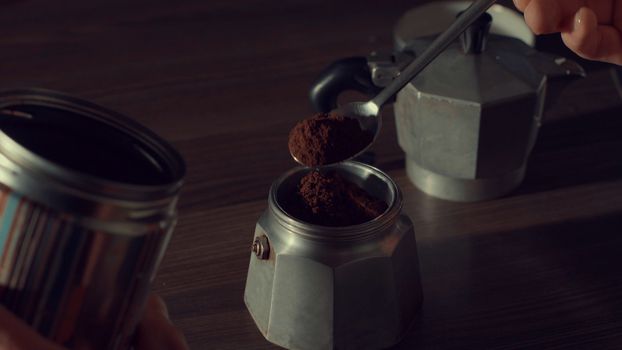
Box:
[0,88,185,218]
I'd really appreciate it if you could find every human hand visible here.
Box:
[134,294,189,350]
[0,293,188,350]
[0,305,67,349]
[513,0,622,65]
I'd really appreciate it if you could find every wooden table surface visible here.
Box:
[1,0,622,349]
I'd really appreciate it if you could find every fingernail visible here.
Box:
[574,9,582,31]
[150,294,170,319]
[573,7,593,32]
[157,300,170,320]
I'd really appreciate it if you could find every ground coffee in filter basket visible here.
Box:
[285,170,388,227]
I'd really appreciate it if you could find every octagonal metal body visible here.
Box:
[244,162,423,350]
[394,35,551,201]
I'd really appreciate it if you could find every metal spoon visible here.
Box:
[291,0,497,166]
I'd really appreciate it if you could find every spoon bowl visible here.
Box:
[289,101,381,167]
[333,101,382,161]
[291,0,498,167]
[336,100,381,134]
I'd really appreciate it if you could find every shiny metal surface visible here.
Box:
[406,158,526,202]
[367,51,414,88]
[353,4,584,202]
[0,89,184,224]
[244,162,423,350]
[252,235,270,260]
[392,32,584,201]
[395,35,585,201]
[292,0,498,167]
[393,1,536,51]
[0,89,185,350]
[368,0,497,109]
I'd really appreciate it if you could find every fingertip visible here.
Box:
[524,0,563,34]
[135,314,189,350]
[147,294,170,320]
[169,327,190,350]
[136,294,189,350]
[0,306,67,350]
[574,7,598,32]
[562,7,600,59]
[513,0,530,12]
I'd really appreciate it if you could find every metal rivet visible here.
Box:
[251,235,270,260]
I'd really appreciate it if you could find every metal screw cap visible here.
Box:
[251,235,270,260]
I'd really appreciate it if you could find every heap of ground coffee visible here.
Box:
[288,113,373,167]
[285,170,388,226]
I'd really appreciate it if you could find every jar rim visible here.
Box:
[0,88,185,206]
[269,161,402,242]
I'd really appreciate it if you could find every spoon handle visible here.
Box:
[371,0,497,107]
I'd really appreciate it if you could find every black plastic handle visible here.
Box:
[309,57,381,113]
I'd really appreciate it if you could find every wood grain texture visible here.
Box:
[1,0,622,349]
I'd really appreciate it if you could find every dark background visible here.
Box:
[1,0,621,349]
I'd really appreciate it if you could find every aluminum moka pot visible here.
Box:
[244,161,423,350]
[309,11,585,202]
[0,89,185,349]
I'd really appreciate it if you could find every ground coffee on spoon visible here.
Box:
[286,113,385,226]
[288,113,373,167]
